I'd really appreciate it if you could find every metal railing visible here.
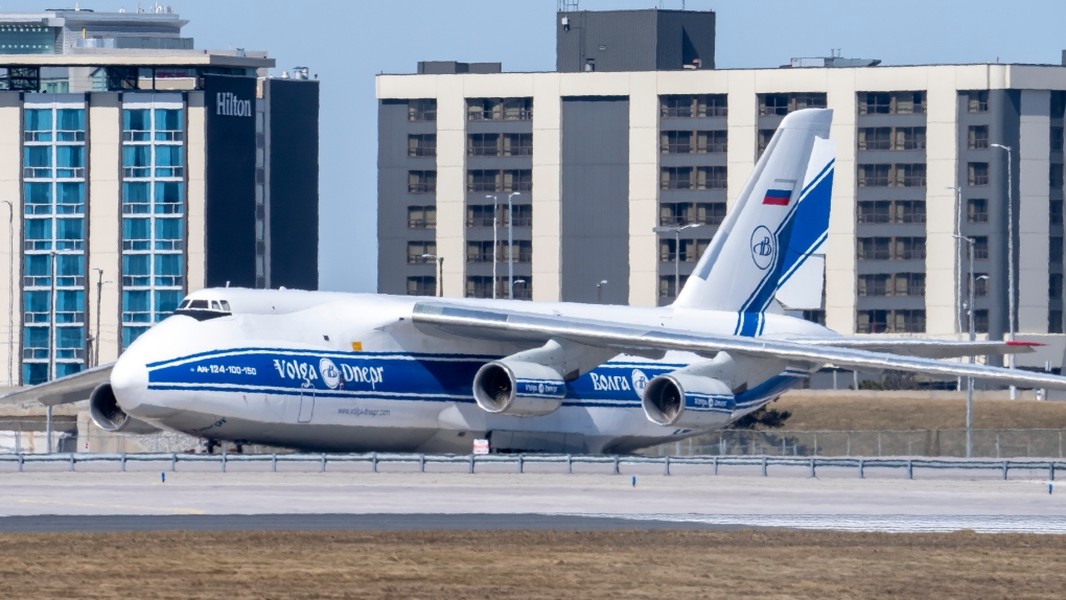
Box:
[0,452,1062,481]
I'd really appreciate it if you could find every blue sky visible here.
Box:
[5,1,1066,291]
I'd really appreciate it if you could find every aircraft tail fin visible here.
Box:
[672,108,835,336]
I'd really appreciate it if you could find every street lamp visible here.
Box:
[947,186,964,340]
[1,199,12,386]
[653,223,703,299]
[991,143,1016,399]
[595,279,608,304]
[421,254,444,297]
[954,234,981,458]
[92,268,109,368]
[505,191,521,299]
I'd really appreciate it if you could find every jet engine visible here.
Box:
[641,373,736,429]
[472,360,566,417]
[88,383,161,434]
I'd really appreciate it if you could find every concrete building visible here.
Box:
[0,8,320,386]
[376,8,1066,370]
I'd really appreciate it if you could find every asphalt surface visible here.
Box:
[1,471,1064,533]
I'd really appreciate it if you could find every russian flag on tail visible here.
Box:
[762,188,792,206]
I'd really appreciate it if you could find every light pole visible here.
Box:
[485,194,498,299]
[947,186,964,341]
[991,143,1016,399]
[653,223,703,298]
[506,191,521,299]
[1,199,12,386]
[92,268,105,368]
[422,254,444,297]
[954,234,978,458]
[596,279,607,304]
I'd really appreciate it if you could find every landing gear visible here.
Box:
[203,439,220,454]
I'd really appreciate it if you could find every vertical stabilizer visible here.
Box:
[672,109,835,336]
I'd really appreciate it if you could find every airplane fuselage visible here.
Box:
[110,289,833,454]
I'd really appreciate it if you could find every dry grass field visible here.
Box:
[1,529,1064,599]
[770,392,1066,431]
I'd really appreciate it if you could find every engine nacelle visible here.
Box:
[88,383,161,434]
[642,373,736,429]
[472,360,566,417]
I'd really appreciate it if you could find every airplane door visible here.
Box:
[297,388,315,423]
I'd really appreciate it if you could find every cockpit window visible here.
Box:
[174,297,233,321]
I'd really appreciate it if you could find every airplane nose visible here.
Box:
[110,346,149,415]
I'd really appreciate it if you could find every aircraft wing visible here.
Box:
[794,338,1038,359]
[412,303,1066,390]
[0,363,112,407]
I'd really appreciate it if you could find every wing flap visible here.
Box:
[797,338,1038,359]
[412,302,1066,390]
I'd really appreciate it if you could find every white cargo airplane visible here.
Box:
[6,108,1063,454]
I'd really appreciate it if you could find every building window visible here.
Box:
[897,164,926,187]
[502,133,533,156]
[1051,310,1064,334]
[973,236,990,260]
[467,97,533,121]
[408,170,437,193]
[759,93,790,116]
[857,237,926,260]
[696,202,726,225]
[661,167,692,190]
[857,128,891,151]
[968,162,989,186]
[406,276,436,296]
[659,94,727,118]
[968,125,989,149]
[967,198,988,223]
[857,274,890,296]
[408,99,437,121]
[857,91,926,115]
[966,91,989,113]
[696,166,727,190]
[1052,127,1064,152]
[466,204,494,228]
[407,134,436,158]
[857,164,890,187]
[757,129,775,156]
[120,104,185,350]
[1052,237,1064,265]
[1051,165,1064,189]
[896,127,926,150]
[406,241,437,264]
[1051,200,1063,226]
[407,205,436,229]
[856,309,926,334]
[802,310,826,326]
[1050,273,1063,300]
[857,200,926,224]
[466,169,532,193]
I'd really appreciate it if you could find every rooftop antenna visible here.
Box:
[558,0,579,11]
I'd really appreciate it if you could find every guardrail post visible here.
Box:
[120,453,127,473]
[17,454,24,473]
[69,453,75,472]
[468,454,475,474]
[419,453,425,473]
[858,458,864,479]
[664,456,671,476]
[566,454,573,474]
[1002,460,1009,480]
[371,452,378,473]
[271,454,277,473]
[809,457,816,478]
[713,456,719,476]
[761,456,768,477]
[613,456,620,475]
[907,459,914,480]
[221,452,227,473]
[1049,464,1055,482]
[517,455,524,474]
[170,453,177,472]
[320,453,326,473]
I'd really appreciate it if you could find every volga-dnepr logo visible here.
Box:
[216,92,252,117]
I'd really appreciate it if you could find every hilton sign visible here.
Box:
[216,91,252,117]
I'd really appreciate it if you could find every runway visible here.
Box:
[2,471,1064,534]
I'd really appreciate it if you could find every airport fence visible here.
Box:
[647,428,1066,459]
[0,451,1064,482]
